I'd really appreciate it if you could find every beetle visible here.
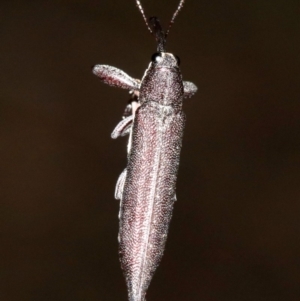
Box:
[93,1,197,300]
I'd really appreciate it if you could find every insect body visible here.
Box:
[93,2,197,301]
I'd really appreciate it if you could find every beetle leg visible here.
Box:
[111,115,134,139]
[183,81,198,98]
[115,169,127,201]
[93,65,140,91]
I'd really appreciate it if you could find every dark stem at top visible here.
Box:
[149,17,166,52]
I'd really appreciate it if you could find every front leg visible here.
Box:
[183,81,197,98]
[111,115,134,139]
[93,65,140,91]
[111,91,140,140]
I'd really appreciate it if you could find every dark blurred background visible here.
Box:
[1,0,300,300]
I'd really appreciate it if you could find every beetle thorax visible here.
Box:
[139,53,184,108]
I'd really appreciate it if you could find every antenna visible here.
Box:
[135,0,152,34]
[166,0,185,37]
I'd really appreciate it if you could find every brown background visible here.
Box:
[1,0,300,300]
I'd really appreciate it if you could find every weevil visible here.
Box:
[92,1,197,300]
